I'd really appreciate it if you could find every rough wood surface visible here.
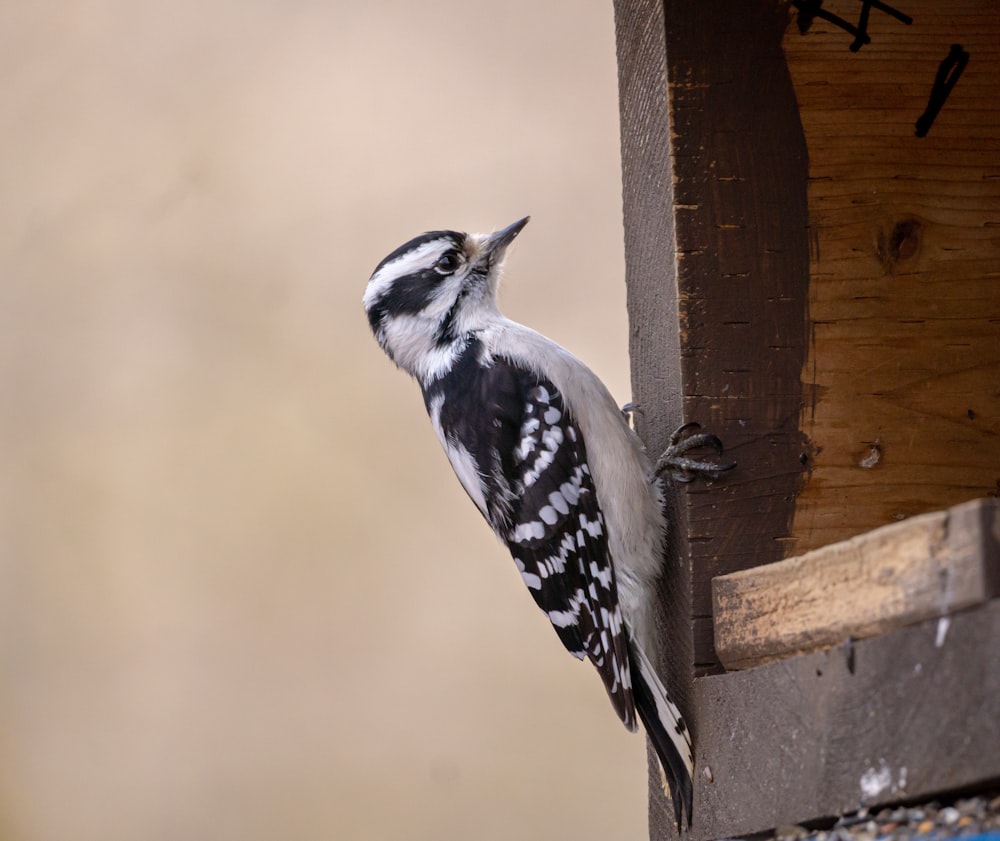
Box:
[665,0,812,676]
[784,1,1000,554]
[614,0,812,835]
[692,598,1000,840]
[713,497,1000,670]
[612,1,698,830]
[613,1,1000,838]
[616,0,812,679]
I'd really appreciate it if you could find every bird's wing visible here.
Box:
[428,351,636,728]
[496,363,636,730]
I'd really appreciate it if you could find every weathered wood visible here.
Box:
[692,598,1000,840]
[714,497,1000,670]
[665,0,809,673]
[663,0,812,675]
[784,1,1000,555]
[615,0,811,834]
[616,0,812,678]
[612,3,696,831]
[614,1,1000,837]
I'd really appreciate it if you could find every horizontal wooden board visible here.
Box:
[689,598,1000,840]
[713,498,1000,670]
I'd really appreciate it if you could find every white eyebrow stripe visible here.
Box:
[363,240,451,308]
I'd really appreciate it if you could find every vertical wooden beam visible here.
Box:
[615,0,811,836]
[664,0,811,675]
[613,5,695,833]
[614,0,811,682]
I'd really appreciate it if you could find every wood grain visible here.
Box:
[615,0,812,836]
[664,0,813,673]
[612,1,1000,837]
[625,0,812,678]
[784,1,1000,555]
[713,497,1000,670]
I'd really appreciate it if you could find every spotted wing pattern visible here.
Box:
[423,344,636,729]
[503,378,636,730]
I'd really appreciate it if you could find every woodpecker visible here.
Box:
[363,217,731,826]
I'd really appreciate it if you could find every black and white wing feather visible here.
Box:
[504,376,637,729]
[425,346,636,729]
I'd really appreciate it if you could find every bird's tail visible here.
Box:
[630,644,694,828]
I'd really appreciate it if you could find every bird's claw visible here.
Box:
[655,422,736,483]
[620,401,643,425]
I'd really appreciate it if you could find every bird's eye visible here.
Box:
[434,251,461,275]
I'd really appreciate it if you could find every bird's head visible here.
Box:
[363,216,529,382]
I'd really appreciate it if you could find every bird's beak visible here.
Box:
[482,216,530,258]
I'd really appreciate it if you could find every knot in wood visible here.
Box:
[876,218,923,272]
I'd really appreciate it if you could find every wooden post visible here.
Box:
[615,0,812,833]
[615,0,812,681]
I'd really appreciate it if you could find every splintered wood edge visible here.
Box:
[712,497,1000,671]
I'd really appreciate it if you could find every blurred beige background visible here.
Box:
[0,3,643,839]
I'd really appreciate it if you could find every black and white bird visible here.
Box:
[363,217,729,827]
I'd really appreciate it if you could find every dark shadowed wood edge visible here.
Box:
[661,0,812,673]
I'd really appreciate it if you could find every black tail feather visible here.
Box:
[631,653,694,828]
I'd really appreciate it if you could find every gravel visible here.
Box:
[766,793,1000,841]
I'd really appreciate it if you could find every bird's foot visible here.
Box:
[654,422,735,483]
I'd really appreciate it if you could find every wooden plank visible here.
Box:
[784,0,1000,556]
[713,498,1000,670]
[691,598,1000,840]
